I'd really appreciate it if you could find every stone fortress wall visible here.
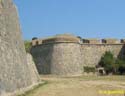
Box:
[81,44,125,67]
[0,0,40,96]
[31,34,125,76]
[31,35,83,76]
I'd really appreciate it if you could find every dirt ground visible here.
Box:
[24,75,125,96]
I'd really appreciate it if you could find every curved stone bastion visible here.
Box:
[31,34,83,76]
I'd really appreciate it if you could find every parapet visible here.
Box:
[32,34,125,46]
[82,38,123,44]
[82,39,101,44]
[42,34,80,44]
[121,39,125,43]
[102,39,119,44]
[83,39,90,43]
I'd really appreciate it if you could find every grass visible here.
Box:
[81,75,125,81]
[17,75,125,96]
[64,75,125,81]
[17,81,48,96]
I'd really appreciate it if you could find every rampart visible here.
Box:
[31,34,125,76]
[32,37,125,46]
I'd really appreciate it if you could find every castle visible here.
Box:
[31,34,125,76]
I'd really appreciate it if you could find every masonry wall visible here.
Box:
[51,43,82,76]
[31,43,83,76]
[26,53,40,85]
[31,44,53,74]
[31,41,125,76]
[81,44,125,67]
[0,0,39,96]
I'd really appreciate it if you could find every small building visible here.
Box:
[96,67,106,75]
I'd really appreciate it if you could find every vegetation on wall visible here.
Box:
[99,51,125,75]
[24,40,32,53]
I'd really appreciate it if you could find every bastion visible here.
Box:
[0,0,40,96]
[31,34,125,76]
[31,34,83,76]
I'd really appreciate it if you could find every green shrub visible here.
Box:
[24,40,32,53]
[84,66,96,73]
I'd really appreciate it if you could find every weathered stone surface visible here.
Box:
[31,44,53,74]
[31,35,83,76]
[51,43,82,76]
[31,43,83,76]
[81,44,125,67]
[0,0,40,96]
[26,53,40,85]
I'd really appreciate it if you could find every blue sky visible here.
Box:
[14,0,125,40]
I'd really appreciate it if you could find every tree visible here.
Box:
[99,51,115,74]
[116,59,125,75]
[99,51,125,75]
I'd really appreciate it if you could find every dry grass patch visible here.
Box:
[18,75,125,96]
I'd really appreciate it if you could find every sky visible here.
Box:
[14,0,125,40]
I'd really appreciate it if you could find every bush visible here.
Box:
[24,40,32,53]
[84,66,96,73]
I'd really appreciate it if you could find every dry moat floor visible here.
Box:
[21,75,125,96]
